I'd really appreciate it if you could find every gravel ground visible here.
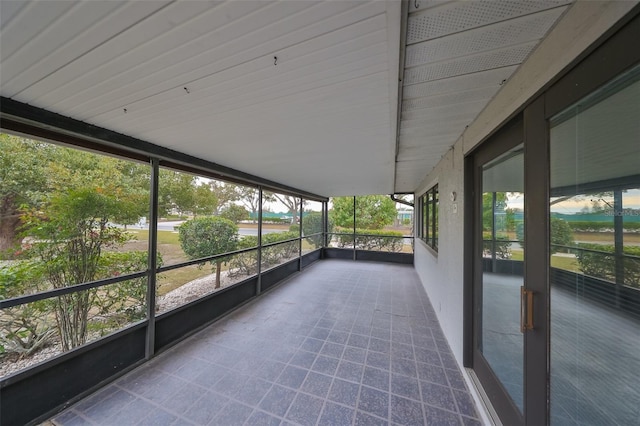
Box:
[1,270,242,379]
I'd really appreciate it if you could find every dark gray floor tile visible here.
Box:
[184,391,228,424]
[391,331,413,345]
[309,327,331,340]
[318,402,356,426]
[354,410,387,426]
[174,358,216,382]
[370,327,391,341]
[103,397,155,425]
[351,325,371,336]
[300,371,333,398]
[210,401,253,426]
[391,343,415,362]
[390,394,425,425]
[317,318,336,329]
[420,381,457,412]
[73,385,118,412]
[348,333,369,349]
[212,372,249,398]
[246,410,282,426]
[327,330,349,344]
[369,337,391,354]
[311,355,340,376]
[320,341,345,359]
[440,352,459,370]
[300,337,325,353]
[276,365,309,390]
[425,404,462,426]
[256,360,287,382]
[53,410,77,425]
[269,345,297,364]
[80,388,136,423]
[362,366,389,392]
[391,374,420,400]
[391,358,417,378]
[453,389,478,418]
[234,377,272,406]
[328,378,360,407]
[342,347,367,364]
[285,393,324,426]
[58,414,94,426]
[162,382,205,415]
[417,362,449,386]
[462,416,483,426]
[232,354,265,375]
[414,348,442,367]
[137,408,178,426]
[142,374,189,404]
[259,385,297,417]
[335,360,364,383]
[445,368,467,390]
[358,386,389,419]
[366,351,390,371]
[290,350,317,369]
[191,365,228,389]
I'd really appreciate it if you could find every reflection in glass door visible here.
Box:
[549,65,640,425]
[480,146,525,413]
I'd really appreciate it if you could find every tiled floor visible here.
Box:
[51,260,481,425]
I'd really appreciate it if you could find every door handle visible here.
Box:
[520,286,534,333]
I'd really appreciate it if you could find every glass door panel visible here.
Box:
[549,64,640,425]
[479,145,525,414]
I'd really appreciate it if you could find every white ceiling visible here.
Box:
[396,0,570,192]
[0,0,571,197]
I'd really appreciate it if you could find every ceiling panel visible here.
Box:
[1,0,401,197]
[395,0,571,193]
[0,0,574,197]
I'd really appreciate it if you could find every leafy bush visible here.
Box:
[302,212,332,249]
[575,243,640,288]
[568,221,640,233]
[0,261,54,356]
[219,204,249,223]
[482,232,512,259]
[289,224,300,234]
[262,231,299,267]
[178,217,238,289]
[228,236,259,277]
[333,228,405,252]
[516,218,574,254]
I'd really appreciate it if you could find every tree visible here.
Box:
[22,189,130,351]
[237,187,263,222]
[158,170,196,217]
[192,183,218,217]
[178,217,238,288]
[271,194,304,224]
[331,196,397,230]
[219,204,249,223]
[211,181,240,215]
[516,217,574,253]
[0,135,51,256]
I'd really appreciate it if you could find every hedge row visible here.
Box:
[574,243,640,288]
[568,221,640,232]
[228,231,300,277]
[332,228,405,252]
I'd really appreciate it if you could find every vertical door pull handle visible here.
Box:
[520,286,534,333]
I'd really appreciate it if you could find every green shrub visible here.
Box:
[0,261,54,356]
[568,221,640,233]
[575,243,640,288]
[289,224,300,234]
[302,212,332,248]
[179,217,238,289]
[333,228,405,252]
